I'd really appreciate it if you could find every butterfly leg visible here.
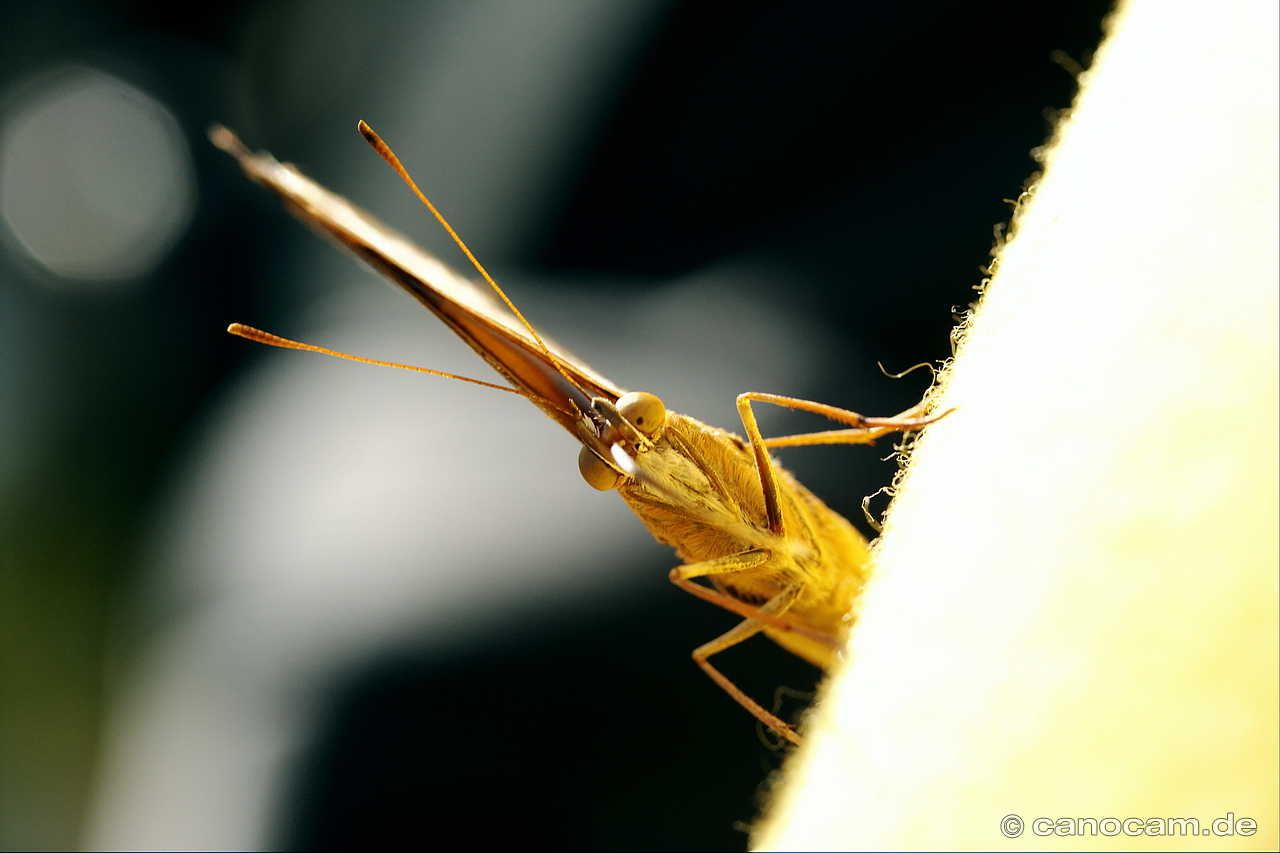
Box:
[670,553,838,651]
[668,395,940,744]
[735,391,951,450]
[671,555,806,745]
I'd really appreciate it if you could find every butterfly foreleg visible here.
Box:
[669,552,838,651]
[683,582,806,746]
[736,391,951,450]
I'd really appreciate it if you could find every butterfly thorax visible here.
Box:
[617,412,871,667]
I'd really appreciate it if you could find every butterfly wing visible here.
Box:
[210,126,625,436]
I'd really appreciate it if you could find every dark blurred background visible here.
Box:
[0,2,1111,850]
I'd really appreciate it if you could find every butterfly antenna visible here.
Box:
[356,121,588,399]
[227,324,574,418]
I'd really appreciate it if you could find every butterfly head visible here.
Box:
[576,391,668,491]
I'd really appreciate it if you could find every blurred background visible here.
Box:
[0,2,1111,850]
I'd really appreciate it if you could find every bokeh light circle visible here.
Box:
[0,65,195,287]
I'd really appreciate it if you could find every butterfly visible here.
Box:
[211,122,946,744]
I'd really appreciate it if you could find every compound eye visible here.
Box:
[578,445,623,491]
[616,391,666,438]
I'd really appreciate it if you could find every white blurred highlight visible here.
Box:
[0,65,194,286]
